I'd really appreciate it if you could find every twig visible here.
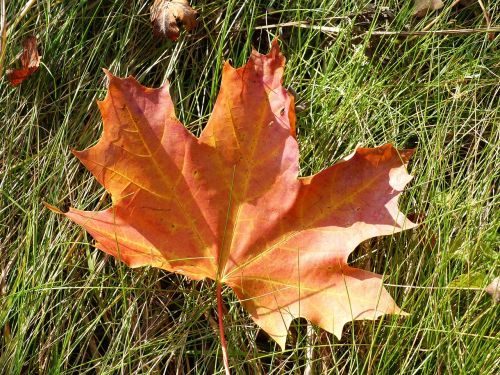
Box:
[254,21,340,34]
[217,283,231,375]
[366,26,500,36]
[420,0,495,41]
[255,3,498,40]
[253,20,498,38]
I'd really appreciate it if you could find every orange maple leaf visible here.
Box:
[49,40,416,349]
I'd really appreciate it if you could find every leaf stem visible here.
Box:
[216,282,231,375]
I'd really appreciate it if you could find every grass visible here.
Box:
[1,0,499,374]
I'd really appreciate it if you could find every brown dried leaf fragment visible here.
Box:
[414,0,444,18]
[6,35,40,86]
[150,0,198,40]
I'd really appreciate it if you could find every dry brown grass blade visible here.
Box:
[368,26,500,36]
[476,0,494,40]
[254,20,499,38]
[0,0,6,76]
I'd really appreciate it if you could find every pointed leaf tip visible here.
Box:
[101,68,113,81]
[270,38,281,54]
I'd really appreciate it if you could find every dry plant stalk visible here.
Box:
[0,0,7,76]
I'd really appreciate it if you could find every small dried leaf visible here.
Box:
[6,36,41,86]
[485,277,500,303]
[413,0,444,18]
[150,0,198,40]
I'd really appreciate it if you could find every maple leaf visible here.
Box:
[48,40,416,349]
[150,0,198,40]
[7,36,40,86]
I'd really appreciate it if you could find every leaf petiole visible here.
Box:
[217,282,231,375]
